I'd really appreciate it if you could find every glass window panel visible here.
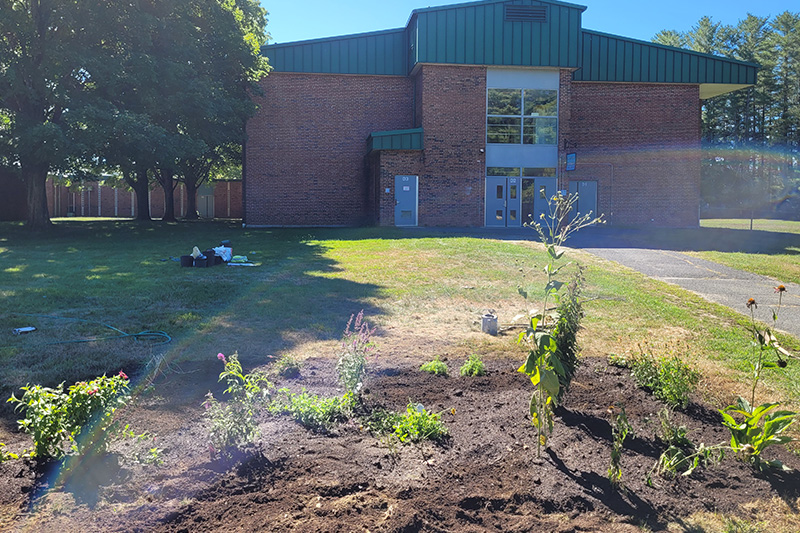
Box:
[521,180,537,223]
[522,167,556,177]
[496,185,503,199]
[509,210,517,221]
[523,89,557,116]
[523,117,557,145]
[488,89,521,116]
[487,167,520,176]
[509,185,517,199]
[496,210,504,220]
[487,116,521,144]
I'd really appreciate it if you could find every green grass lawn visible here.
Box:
[1,219,799,420]
[691,219,800,285]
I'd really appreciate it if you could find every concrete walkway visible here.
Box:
[574,243,800,340]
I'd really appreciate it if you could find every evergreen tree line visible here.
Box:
[654,13,800,217]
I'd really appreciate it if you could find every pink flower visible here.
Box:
[88,389,98,396]
[118,371,128,380]
[217,353,226,363]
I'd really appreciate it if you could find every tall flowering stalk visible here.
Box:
[336,310,377,396]
[744,286,791,408]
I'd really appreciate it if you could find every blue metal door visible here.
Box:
[394,175,418,226]
[568,180,598,222]
[485,176,522,227]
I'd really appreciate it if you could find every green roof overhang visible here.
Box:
[369,128,424,151]
[573,30,758,98]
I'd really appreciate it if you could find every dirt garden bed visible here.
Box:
[2,343,799,532]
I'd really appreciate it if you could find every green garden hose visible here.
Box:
[7,313,172,346]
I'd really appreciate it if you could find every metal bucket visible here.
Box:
[481,313,498,335]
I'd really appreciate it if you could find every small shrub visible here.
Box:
[459,354,486,377]
[361,408,403,435]
[203,352,272,458]
[657,408,692,448]
[552,267,584,397]
[628,349,699,409]
[336,310,377,396]
[8,371,130,459]
[273,354,302,379]
[271,388,354,431]
[608,405,633,488]
[393,403,449,443]
[420,355,449,376]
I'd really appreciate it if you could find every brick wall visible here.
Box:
[0,171,27,221]
[416,64,486,226]
[245,73,414,226]
[373,150,424,226]
[562,81,701,227]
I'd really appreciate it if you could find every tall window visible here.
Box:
[487,88,557,145]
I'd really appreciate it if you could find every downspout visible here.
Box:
[241,133,247,228]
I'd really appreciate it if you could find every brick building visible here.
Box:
[244,0,756,228]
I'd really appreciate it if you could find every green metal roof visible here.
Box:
[408,0,584,68]
[369,128,424,151]
[263,0,757,97]
[266,29,407,76]
[572,29,758,98]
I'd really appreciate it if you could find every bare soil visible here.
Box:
[2,346,799,532]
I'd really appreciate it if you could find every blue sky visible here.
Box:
[261,0,794,44]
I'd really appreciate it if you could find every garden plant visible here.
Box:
[336,310,377,396]
[8,371,131,459]
[392,402,449,443]
[611,345,700,409]
[517,192,602,456]
[420,355,449,376]
[459,354,486,377]
[607,405,633,488]
[203,352,272,458]
[719,289,796,469]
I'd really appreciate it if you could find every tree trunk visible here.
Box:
[184,177,199,220]
[125,167,151,221]
[159,170,177,222]
[24,164,52,230]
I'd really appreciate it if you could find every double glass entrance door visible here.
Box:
[485,176,556,227]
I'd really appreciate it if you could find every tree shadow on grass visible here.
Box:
[0,221,386,429]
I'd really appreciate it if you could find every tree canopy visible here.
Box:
[0,0,269,228]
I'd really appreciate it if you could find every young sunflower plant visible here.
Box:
[517,192,603,457]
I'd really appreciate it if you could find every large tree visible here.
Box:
[0,0,268,227]
[0,1,101,229]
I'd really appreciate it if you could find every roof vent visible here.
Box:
[504,5,548,23]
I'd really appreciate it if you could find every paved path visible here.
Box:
[577,246,800,340]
